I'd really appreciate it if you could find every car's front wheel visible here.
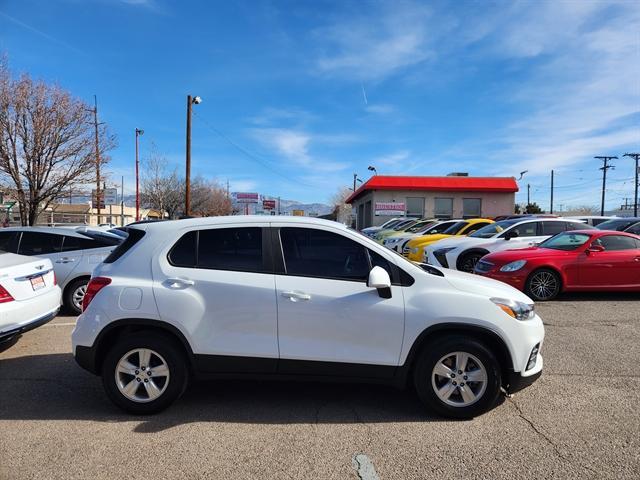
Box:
[525,268,561,301]
[414,336,501,419]
[101,333,189,414]
[457,251,485,273]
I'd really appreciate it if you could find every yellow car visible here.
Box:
[404,218,494,261]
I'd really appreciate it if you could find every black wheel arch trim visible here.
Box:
[395,322,515,387]
[456,249,490,270]
[74,318,195,375]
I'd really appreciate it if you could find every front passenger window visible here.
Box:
[280,228,369,281]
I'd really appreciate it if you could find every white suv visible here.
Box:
[72,216,544,418]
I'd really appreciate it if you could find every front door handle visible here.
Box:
[55,257,75,264]
[165,278,195,289]
[281,290,311,301]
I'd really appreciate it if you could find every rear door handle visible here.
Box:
[55,257,75,264]
[281,291,311,301]
[165,278,195,289]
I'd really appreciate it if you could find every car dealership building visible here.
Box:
[346,174,519,228]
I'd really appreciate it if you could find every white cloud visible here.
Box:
[365,104,395,115]
[313,1,435,80]
[373,150,411,167]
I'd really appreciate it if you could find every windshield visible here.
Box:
[421,221,456,235]
[442,221,468,235]
[380,219,401,229]
[597,218,638,231]
[405,220,434,233]
[393,220,416,231]
[469,219,521,239]
[539,232,592,251]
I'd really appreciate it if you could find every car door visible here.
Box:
[61,235,113,280]
[578,235,640,287]
[16,231,74,282]
[152,224,279,373]
[273,225,405,377]
[493,221,544,252]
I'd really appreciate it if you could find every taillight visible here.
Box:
[0,284,14,303]
[53,271,57,285]
[82,277,111,311]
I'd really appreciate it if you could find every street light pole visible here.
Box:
[623,153,639,217]
[185,94,202,217]
[135,128,144,222]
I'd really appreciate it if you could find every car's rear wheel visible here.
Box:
[526,268,561,301]
[414,336,501,419]
[64,278,88,315]
[101,333,189,414]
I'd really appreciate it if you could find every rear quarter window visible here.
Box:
[103,228,146,264]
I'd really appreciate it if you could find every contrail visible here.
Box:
[0,11,85,55]
[361,84,368,105]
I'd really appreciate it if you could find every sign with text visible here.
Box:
[262,199,276,210]
[374,202,405,216]
[292,209,305,216]
[234,192,260,204]
[104,188,118,205]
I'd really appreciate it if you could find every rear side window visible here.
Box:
[541,221,566,236]
[0,232,19,253]
[168,231,197,267]
[594,235,640,251]
[61,236,103,252]
[280,227,369,281]
[198,228,264,272]
[103,228,146,264]
[505,222,537,238]
[18,232,62,255]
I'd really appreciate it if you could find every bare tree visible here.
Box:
[140,145,183,219]
[190,176,232,217]
[0,59,116,225]
[331,186,353,225]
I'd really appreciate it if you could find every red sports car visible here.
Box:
[474,230,640,300]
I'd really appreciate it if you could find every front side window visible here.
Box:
[61,236,104,252]
[541,221,566,236]
[280,227,369,281]
[423,220,458,235]
[506,222,538,238]
[462,221,491,235]
[593,235,640,251]
[470,219,520,238]
[18,232,62,255]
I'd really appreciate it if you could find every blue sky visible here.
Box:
[0,0,638,208]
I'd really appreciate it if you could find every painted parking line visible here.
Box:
[352,454,380,480]
[43,322,77,327]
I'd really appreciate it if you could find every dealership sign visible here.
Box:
[262,199,276,210]
[234,192,260,204]
[374,202,405,216]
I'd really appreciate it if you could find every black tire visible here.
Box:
[101,332,189,415]
[458,251,485,273]
[64,277,89,315]
[413,336,501,419]
[525,268,561,301]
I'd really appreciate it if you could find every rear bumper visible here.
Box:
[0,307,59,342]
[74,344,99,374]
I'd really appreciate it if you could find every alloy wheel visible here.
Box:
[529,271,559,300]
[72,284,87,312]
[115,348,170,403]
[431,351,487,407]
[460,254,481,273]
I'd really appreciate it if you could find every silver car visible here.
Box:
[0,227,122,314]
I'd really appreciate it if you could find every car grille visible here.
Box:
[475,260,494,273]
[402,245,411,256]
[434,251,449,269]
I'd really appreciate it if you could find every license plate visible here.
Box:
[30,275,45,291]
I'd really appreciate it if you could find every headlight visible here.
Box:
[491,298,535,321]
[500,260,527,272]
[434,247,456,256]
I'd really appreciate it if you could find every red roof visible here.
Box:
[346,175,519,203]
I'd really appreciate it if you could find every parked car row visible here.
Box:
[369,215,640,301]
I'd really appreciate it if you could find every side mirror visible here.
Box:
[367,266,392,298]
[586,244,605,255]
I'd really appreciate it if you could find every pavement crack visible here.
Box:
[508,397,599,477]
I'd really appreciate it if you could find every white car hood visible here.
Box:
[425,235,490,253]
[443,268,533,304]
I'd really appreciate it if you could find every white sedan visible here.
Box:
[424,218,593,272]
[0,250,61,346]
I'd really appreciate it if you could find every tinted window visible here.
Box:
[18,232,62,255]
[369,249,393,279]
[104,228,145,264]
[625,222,640,235]
[463,221,491,234]
[442,221,468,235]
[593,235,640,251]
[423,220,458,235]
[540,232,591,251]
[168,231,197,267]
[61,235,103,252]
[541,221,566,236]
[566,221,595,231]
[198,228,264,272]
[470,219,521,238]
[0,232,19,253]
[597,219,638,231]
[280,227,368,280]
[505,222,537,238]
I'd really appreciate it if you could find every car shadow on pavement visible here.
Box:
[555,292,639,302]
[0,353,455,432]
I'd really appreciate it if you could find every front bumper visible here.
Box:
[506,366,543,394]
[475,269,528,292]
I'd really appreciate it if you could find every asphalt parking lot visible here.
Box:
[1,293,639,480]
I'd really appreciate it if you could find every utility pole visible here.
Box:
[121,176,125,226]
[185,95,202,217]
[595,156,617,216]
[353,173,357,191]
[623,153,639,217]
[92,95,101,225]
[135,128,144,221]
[278,196,281,215]
[550,170,554,214]
[527,183,530,206]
